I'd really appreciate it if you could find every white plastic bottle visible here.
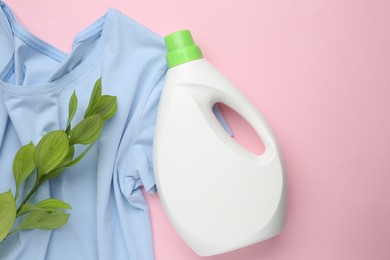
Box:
[153,30,286,256]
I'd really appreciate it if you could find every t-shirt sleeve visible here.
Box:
[131,75,165,193]
[117,72,165,195]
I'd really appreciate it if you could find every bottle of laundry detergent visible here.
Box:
[153,30,286,256]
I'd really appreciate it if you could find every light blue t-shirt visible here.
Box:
[0,3,165,259]
[0,2,231,259]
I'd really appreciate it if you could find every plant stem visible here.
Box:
[16,181,40,213]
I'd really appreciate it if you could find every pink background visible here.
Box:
[4,0,390,259]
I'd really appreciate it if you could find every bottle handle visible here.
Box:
[210,87,277,163]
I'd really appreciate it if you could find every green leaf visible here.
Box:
[17,199,71,218]
[89,95,117,120]
[66,91,78,132]
[34,130,69,177]
[0,190,16,241]
[12,142,36,199]
[15,208,69,231]
[84,78,102,118]
[58,145,74,168]
[40,145,74,182]
[36,199,71,210]
[69,115,103,145]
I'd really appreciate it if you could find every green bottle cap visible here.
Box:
[165,30,203,68]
